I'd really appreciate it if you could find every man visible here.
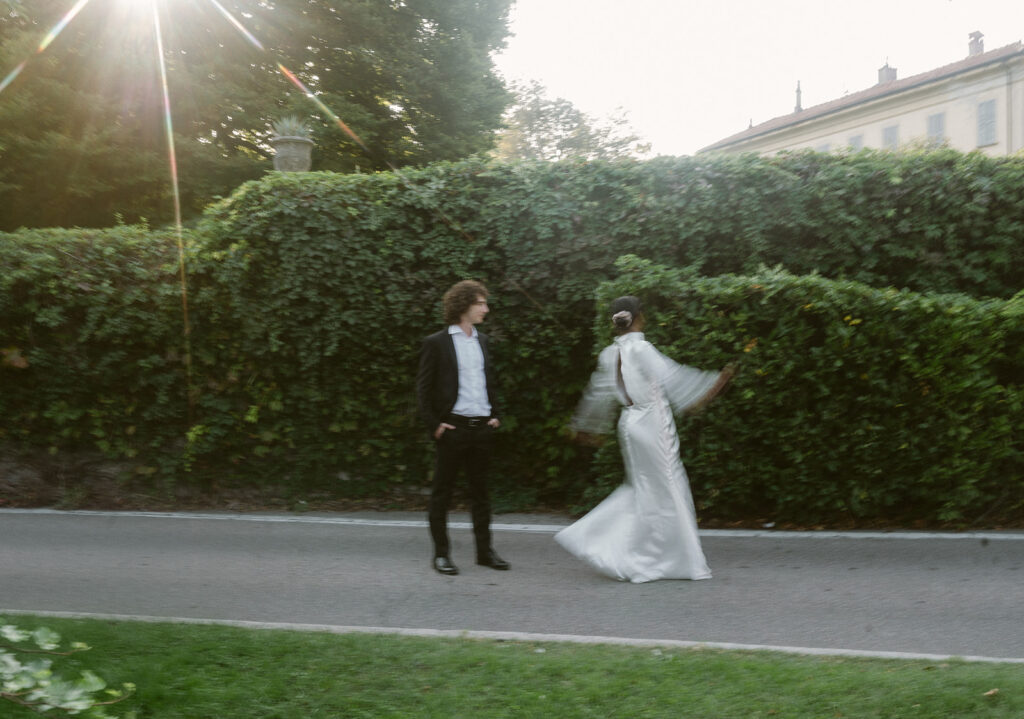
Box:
[416,280,509,575]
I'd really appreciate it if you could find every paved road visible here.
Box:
[1,509,1021,660]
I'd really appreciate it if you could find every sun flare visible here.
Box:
[106,0,162,39]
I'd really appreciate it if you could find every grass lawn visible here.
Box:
[2,614,1021,718]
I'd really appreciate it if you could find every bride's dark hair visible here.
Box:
[610,295,643,334]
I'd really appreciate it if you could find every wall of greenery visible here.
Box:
[0,227,189,474]
[1,150,1021,523]
[587,256,1022,525]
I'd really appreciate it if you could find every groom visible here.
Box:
[416,280,510,576]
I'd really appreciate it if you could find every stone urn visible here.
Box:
[270,116,314,172]
[271,136,314,171]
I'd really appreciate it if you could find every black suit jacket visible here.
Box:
[416,328,502,433]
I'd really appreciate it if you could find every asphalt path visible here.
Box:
[1,509,1022,661]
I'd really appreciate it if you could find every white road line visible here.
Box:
[2,609,1022,664]
[3,508,1023,540]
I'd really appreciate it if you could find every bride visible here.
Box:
[555,296,734,583]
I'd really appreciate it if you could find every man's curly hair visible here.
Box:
[443,280,489,325]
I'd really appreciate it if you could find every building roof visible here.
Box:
[698,40,1024,153]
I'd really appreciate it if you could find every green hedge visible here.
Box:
[2,151,1022,522]
[0,226,189,471]
[586,256,1024,524]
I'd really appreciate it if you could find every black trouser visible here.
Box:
[428,417,494,559]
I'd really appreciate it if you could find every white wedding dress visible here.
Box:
[555,332,720,583]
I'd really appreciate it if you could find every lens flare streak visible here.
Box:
[0,61,27,95]
[152,0,195,414]
[0,0,93,96]
[38,0,92,53]
[200,1,375,160]
[205,0,265,51]
[275,62,373,156]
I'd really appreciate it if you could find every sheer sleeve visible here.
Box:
[570,345,622,435]
[640,343,722,415]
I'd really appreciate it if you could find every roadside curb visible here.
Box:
[4,508,1024,540]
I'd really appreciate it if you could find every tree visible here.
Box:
[0,2,173,229]
[269,0,513,171]
[494,81,651,162]
[0,0,513,230]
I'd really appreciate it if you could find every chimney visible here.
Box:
[878,63,897,84]
[969,31,984,56]
[794,81,802,112]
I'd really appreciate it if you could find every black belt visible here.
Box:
[446,415,490,429]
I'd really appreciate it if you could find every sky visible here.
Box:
[492,0,1024,156]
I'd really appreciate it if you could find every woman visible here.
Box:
[555,296,733,583]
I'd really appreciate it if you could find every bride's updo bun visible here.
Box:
[610,296,643,334]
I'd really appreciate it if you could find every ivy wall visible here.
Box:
[2,150,1022,523]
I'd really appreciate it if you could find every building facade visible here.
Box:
[700,34,1024,157]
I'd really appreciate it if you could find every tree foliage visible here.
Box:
[276,0,514,170]
[494,80,650,161]
[0,1,175,229]
[0,0,513,230]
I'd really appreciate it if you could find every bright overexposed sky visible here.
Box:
[493,0,1024,156]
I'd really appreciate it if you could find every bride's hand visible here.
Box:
[714,363,737,396]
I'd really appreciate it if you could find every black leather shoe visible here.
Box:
[433,556,459,575]
[476,550,510,570]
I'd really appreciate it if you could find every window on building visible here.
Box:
[977,99,997,146]
[927,113,945,146]
[848,135,864,150]
[882,125,899,150]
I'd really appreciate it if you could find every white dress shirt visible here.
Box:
[448,325,491,417]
